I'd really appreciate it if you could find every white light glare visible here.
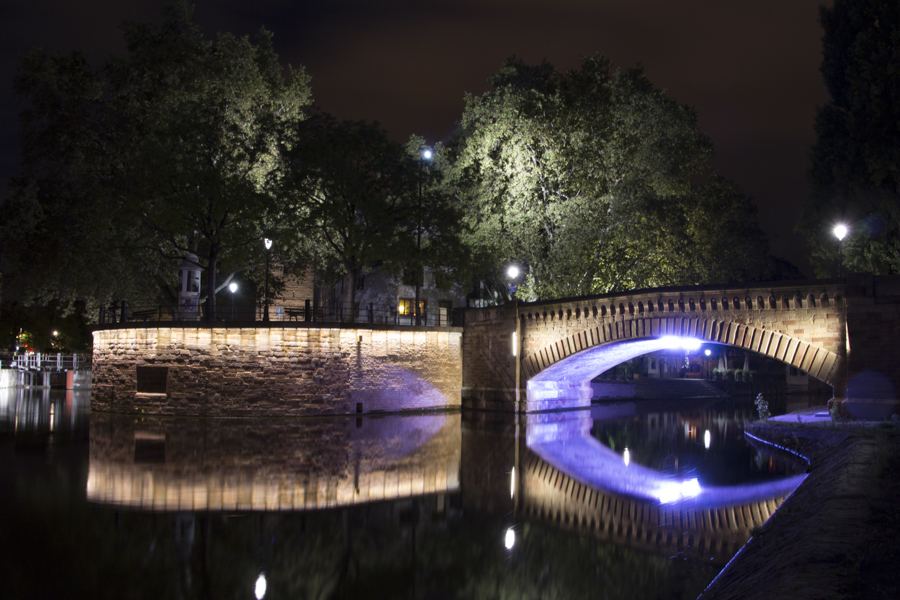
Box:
[422,149,432,160]
[507,265,519,279]
[704,349,711,357]
[263,238,272,250]
[704,429,711,449]
[623,447,631,466]
[511,332,517,357]
[229,282,238,293]
[660,336,701,351]
[655,478,701,504]
[504,528,516,550]
[833,224,848,241]
[510,466,516,498]
[255,574,267,600]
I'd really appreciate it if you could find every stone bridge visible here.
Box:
[463,274,900,415]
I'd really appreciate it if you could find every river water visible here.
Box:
[0,388,823,599]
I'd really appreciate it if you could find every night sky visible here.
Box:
[1,0,831,277]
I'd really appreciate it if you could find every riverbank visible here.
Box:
[700,417,900,599]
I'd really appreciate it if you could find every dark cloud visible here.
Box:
[1,0,830,275]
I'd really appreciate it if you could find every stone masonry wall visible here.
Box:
[461,303,518,411]
[92,324,462,417]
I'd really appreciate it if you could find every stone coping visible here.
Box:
[92,321,464,334]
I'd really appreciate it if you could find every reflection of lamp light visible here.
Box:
[623,447,630,466]
[505,528,516,550]
[704,429,711,449]
[255,574,267,599]
[510,466,516,498]
[704,349,711,356]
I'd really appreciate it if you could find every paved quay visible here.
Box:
[700,413,900,599]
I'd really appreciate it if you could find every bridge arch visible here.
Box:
[522,315,843,410]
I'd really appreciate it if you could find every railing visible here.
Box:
[11,353,92,372]
[97,299,464,327]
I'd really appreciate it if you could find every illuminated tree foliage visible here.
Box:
[1,2,311,318]
[799,0,900,277]
[447,56,768,300]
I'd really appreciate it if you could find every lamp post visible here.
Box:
[833,224,847,277]
[229,282,238,321]
[263,238,272,322]
[507,265,520,299]
[415,148,432,326]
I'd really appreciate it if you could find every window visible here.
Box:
[136,366,168,394]
[438,300,453,326]
[434,269,453,291]
[398,298,426,317]
[401,268,420,287]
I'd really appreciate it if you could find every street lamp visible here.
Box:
[263,238,272,322]
[507,264,520,299]
[229,282,238,321]
[833,224,847,277]
[416,148,432,326]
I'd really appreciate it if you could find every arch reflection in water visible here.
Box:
[87,412,461,511]
[521,409,806,563]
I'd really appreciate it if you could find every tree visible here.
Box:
[1,1,312,319]
[278,113,418,312]
[446,56,768,300]
[1,50,157,310]
[800,0,900,277]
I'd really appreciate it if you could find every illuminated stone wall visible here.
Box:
[92,324,462,416]
[461,303,519,411]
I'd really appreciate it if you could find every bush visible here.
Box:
[755,393,771,420]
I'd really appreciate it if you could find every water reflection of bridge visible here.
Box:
[519,446,789,563]
[78,396,804,564]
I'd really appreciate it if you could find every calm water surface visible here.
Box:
[0,388,820,599]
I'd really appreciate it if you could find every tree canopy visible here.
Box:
[1,1,311,318]
[799,0,900,277]
[445,56,769,300]
[277,115,471,311]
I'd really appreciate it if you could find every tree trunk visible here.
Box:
[206,246,217,321]
[347,268,357,321]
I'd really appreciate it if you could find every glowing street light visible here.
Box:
[833,224,847,277]
[504,527,516,550]
[415,148,432,325]
[255,573,267,599]
[507,264,521,298]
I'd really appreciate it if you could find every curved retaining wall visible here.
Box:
[91,324,463,417]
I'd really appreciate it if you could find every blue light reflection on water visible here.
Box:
[0,387,814,599]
